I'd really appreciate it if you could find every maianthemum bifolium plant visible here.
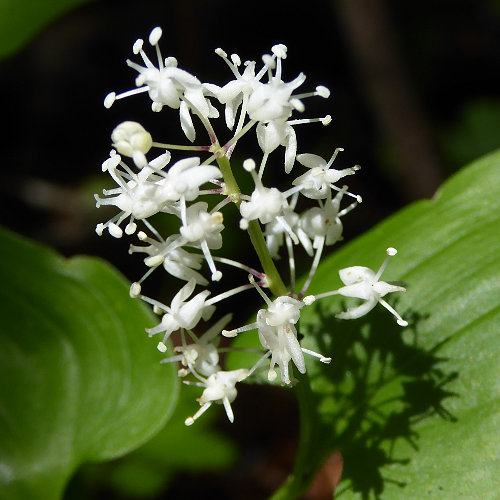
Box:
[94,26,408,427]
[2,16,500,500]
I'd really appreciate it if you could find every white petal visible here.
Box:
[339,266,376,285]
[180,101,196,142]
[256,122,281,153]
[283,126,297,173]
[336,297,378,320]
[296,153,326,170]
[285,328,306,374]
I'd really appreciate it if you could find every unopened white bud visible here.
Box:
[112,121,153,161]
[157,341,167,352]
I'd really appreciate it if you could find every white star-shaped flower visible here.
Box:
[185,368,249,425]
[293,149,361,200]
[328,248,408,326]
[104,27,218,141]
[146,278,215,342]
[94,152,173,238]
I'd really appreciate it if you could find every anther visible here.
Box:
[149,27,162,46]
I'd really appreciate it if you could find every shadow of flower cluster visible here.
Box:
[301,300,458,499]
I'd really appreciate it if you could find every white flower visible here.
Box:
[223,289,331,385]
[256,120,297,174]
[264,202,302,258]
[204,50,259,130]
[293,149,361,200]
[179,202,224,281]
[160,314,232,377]
[94,152,174,237]
[146,278,215,342]
[111,121,153,168]
[129,232,208,286]
[180,202,224,249]
[205,44,299,128]
[206,44,329,140]
[239,159,285,229]
[247,45,305,122]
[159,157,222,202]
[333,248,408,326]
[240,187,284,228]
[185,368,249,425]
[299,187,358,250]
[257,297,304,384]
[104,27,218,141]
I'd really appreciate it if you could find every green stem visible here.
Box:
[216,152,320,499]
[269,372,324,500]
[246,220,288,296]
[215,152,241,200]
[215,153,288,297]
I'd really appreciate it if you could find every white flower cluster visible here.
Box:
[96,27,408,426]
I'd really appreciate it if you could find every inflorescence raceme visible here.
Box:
[96,27,408,426]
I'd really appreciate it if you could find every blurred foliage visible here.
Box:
[0,0,93,60]
[439,98,500,172]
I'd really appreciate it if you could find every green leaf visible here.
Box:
[0,228,179,500]
[280,149,500,498]
[73,385,237,499]
[0,0,92,60]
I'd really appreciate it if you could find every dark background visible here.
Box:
[2,0,500,498]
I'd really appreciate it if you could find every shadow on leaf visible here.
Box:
[300,300,458,500]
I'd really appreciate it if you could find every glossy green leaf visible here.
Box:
[0,0,92,60]
[273,149,500,498]
[0,228,179,500]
